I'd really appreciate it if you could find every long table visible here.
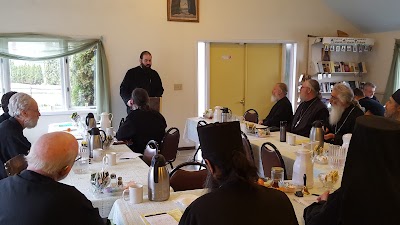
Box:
[108,184,333,225]
[184,117,333,179]
[61,144,149,218]
[106,118,341,225]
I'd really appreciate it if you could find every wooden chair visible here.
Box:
[142,140,159,166]
[241,131,255,165]
[169,161,208,192]
[260,142,288,180]
[4,154,28,176]
[244,109,259,124]
[159,127,180,169]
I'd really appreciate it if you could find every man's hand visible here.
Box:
[324,133,335,140]
[258,121,263,125]
[317,191,330,202]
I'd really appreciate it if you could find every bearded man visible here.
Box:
[324,83,364,145]
[384,89,400,121]
[120,51,164,113]
[0,93,41,179]
[259,83,293,128]
[291,79,329,137]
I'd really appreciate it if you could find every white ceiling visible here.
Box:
[324,0,400,33]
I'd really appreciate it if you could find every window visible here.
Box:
[0,43,96,112]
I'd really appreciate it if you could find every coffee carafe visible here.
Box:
[309,120,324,150]
[86,113,97,129]
[88,127,106,157]
[221,107,231,122]
[148,153,170,201]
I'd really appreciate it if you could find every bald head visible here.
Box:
[26,132,78,181]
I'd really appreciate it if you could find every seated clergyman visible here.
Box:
[324,83,364,145]
[179,121,299,225]
[0,132,104,225]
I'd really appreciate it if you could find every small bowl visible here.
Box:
[277,181,296,193]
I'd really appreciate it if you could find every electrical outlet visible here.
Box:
[174,84,183,90]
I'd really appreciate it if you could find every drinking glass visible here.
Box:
[328,145,347,171]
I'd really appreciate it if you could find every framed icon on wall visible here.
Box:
[167,0,199,22]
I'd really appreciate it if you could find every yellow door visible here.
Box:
[245,44,282,119]
[210,43,282,117]
[210,43,245,114]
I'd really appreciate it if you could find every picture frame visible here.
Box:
[167,0,199,22]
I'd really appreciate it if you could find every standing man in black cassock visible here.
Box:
[120,51,164,113]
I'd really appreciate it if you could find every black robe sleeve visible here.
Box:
[303,188,343,225]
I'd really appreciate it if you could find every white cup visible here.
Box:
[287,134,296,146]
[122,184,143,204]
[92,148,104,162]
[103,152,117,166]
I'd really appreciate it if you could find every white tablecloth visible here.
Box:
[108,189,206,225]
[108,184,336,225]
[183,117,333,179]
[61,144,149,218]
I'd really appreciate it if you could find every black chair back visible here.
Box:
[260,142,288,180]
[169,161,208,192]
[244,109,259,123]
[4,154,27,176]
[159,127,180,169]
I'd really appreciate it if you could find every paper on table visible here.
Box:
[293,195,318,207]
[141,209,182,225]
[118,152,142,159]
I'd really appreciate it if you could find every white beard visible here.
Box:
[271,95,277,103]
[25,117,38,129]
[329,105,345,126]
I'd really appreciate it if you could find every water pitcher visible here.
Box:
[292,149,314,188]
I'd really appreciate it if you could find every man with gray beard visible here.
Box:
[384,89,400,121]
[0,93,41,179]
[259,83,293,128]
[324,83,364,145]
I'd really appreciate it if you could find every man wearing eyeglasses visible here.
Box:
[324,83,364,145]
[0,92,41,179]
[0,132,104,225]
[291,79,329,137]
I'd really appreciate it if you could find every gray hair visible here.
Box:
[333,83,354,104]
[26,143,76,177]
[8,93,35,117]
[363,82,376,89]
[276,83,288,94]
[305,79,321,96]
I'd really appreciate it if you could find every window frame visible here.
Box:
[0,41,97,115]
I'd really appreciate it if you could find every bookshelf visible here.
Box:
[307,37,374,99]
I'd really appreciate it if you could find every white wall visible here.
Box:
[364,30,400,100]
[0,0,362,145]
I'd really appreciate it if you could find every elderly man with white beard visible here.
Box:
[0,93,41,179]
[259,83,293,128]
[324,83,364,145]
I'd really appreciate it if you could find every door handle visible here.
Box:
[239,99,245,105]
